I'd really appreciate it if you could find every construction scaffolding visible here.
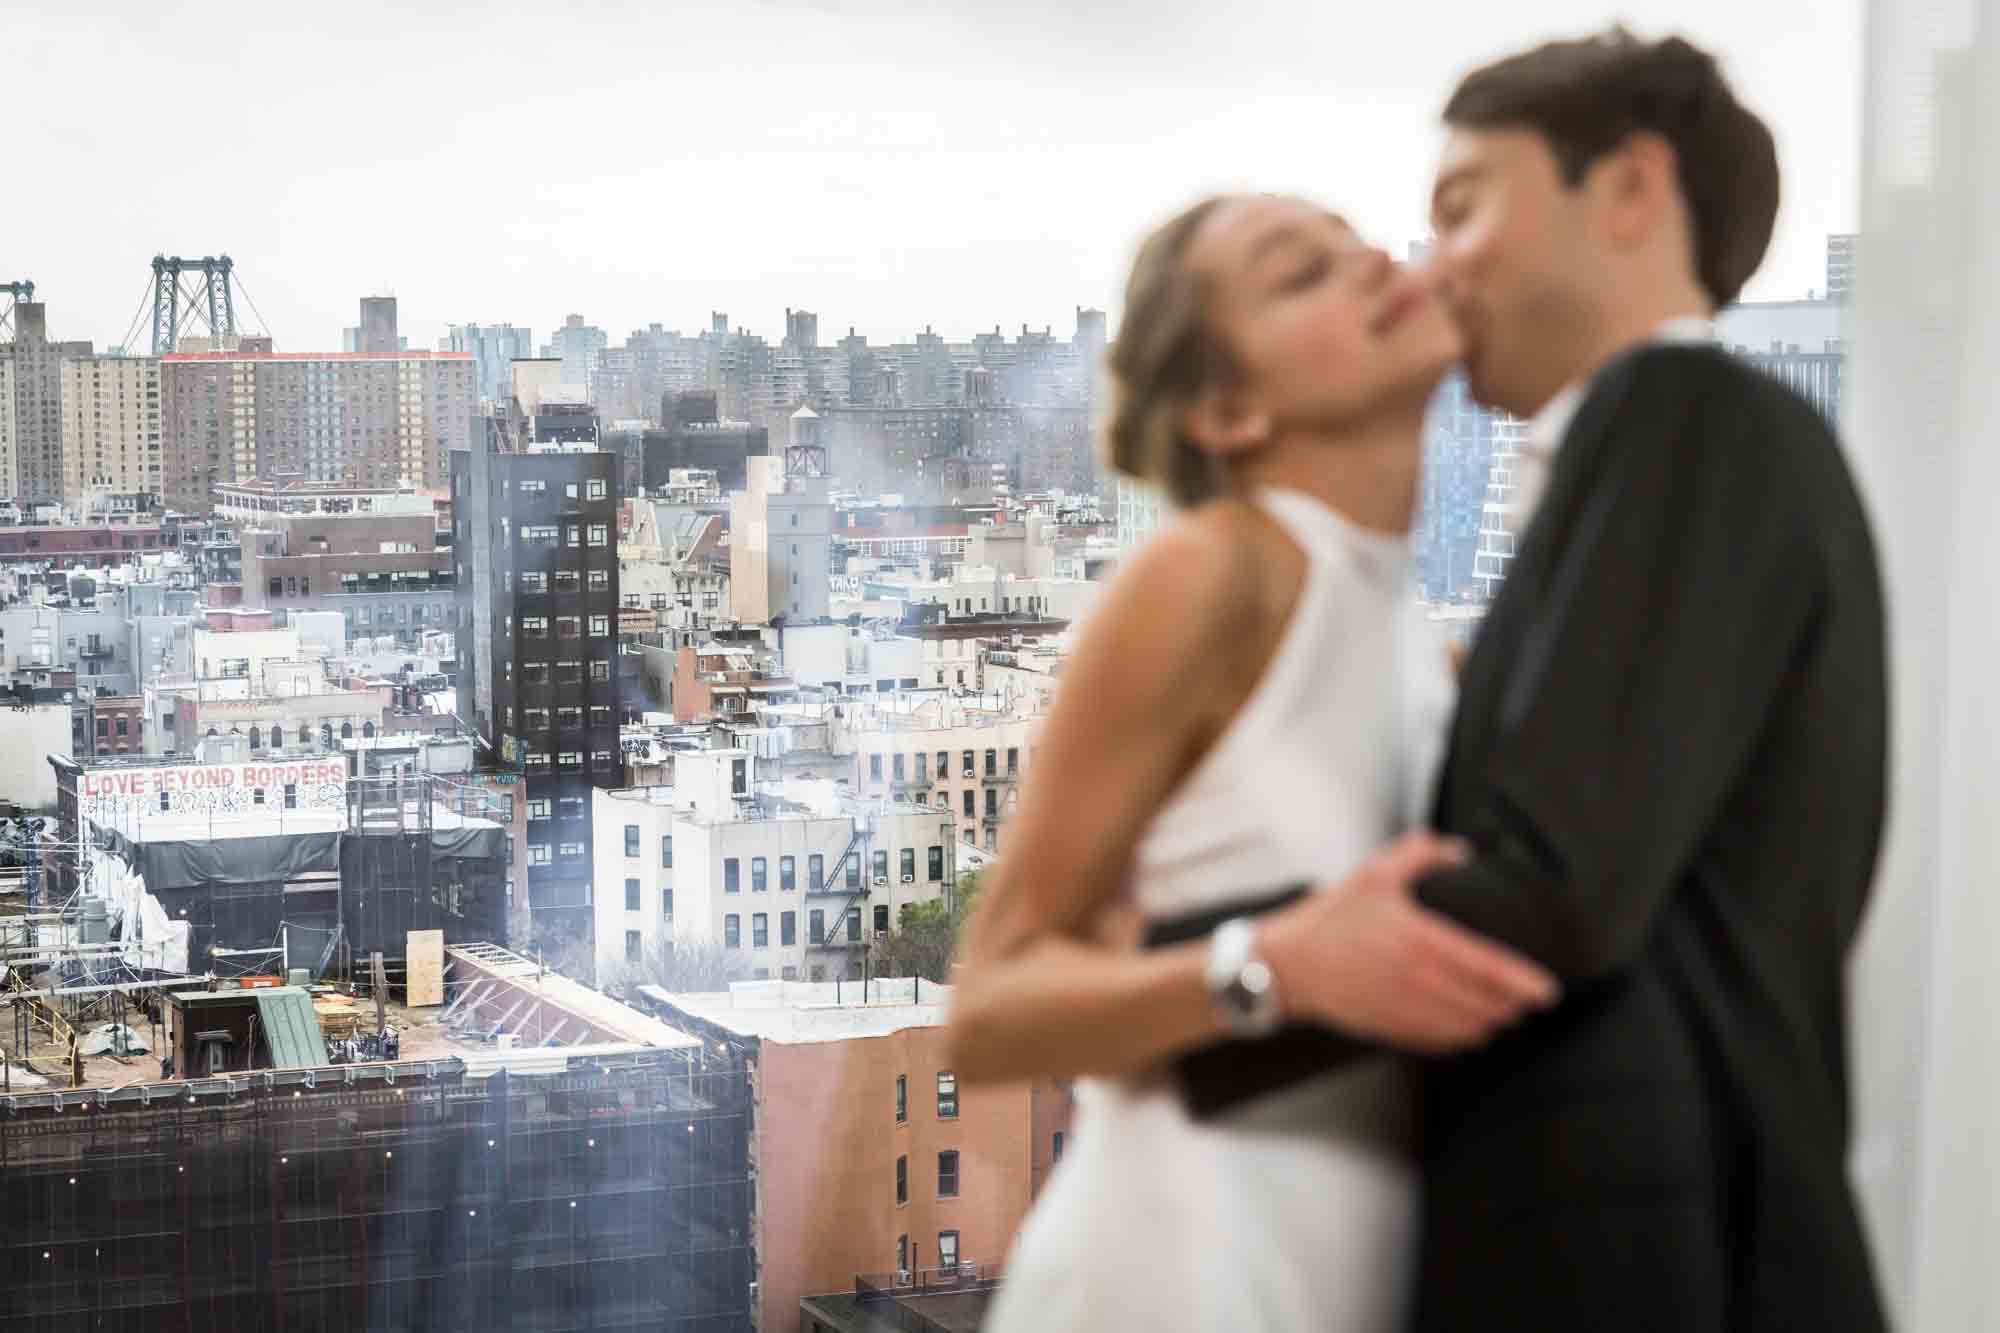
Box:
[0,1049,754,1332]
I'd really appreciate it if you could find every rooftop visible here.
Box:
[1,946,699,1099]
[642,978,952,1044]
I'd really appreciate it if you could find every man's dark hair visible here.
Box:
[1444,28,1778,308]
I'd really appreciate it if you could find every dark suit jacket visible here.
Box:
[1159,344,1889,1331]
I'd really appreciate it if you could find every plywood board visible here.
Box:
[406,930,445,1007]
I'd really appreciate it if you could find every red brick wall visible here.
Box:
[754,1026,1048,1333]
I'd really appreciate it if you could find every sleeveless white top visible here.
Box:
[986,488,1456,1333]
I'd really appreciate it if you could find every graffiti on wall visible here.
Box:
[77,760,348,827]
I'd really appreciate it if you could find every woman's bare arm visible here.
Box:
[947,515,1255,1082]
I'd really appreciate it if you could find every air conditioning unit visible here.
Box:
[874,875,889,886]
[901,874,914,883]
[958,1262,978,1279]
[963,769,975,779]
[875,930,889,944]
[894,1270,914,1288]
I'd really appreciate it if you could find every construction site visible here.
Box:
[2,848,757,1331]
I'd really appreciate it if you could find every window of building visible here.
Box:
[896,1074,908,1123]
[624,877,640,911]
[522,663,548,685]
[558,841,584,859]
[1007,746,1019,774]
[724,858,740,892]
[566,525,581,547]
[961,750,975,777]
[587,524,609,546]
[779,855,795,891]
[847,907,862,942]
[558,707,582,729]
[662,889,673,919]
[588,569,609,590]
[662,835,673,867]
[528,844,551,865]
[892,753,905,782]
[557,751,582,770]
[252,787,267,806]
[752,913,769,948]
[586,479,607,500]
[869,754,883,782]
[809,909,825,944]
[937,1151,960,1198]
[624,824,641,857]
[558,797,584,819]
[872,849,889,881]
[590,660,610,683]
[284,784,297,809]
[524,708,550,731]
[554,570,580,593]
[625,930,641,963]
[590,706,611,727]
[846,854,861,890]
[556,616,580,639]
[589,615,609,636]
[159,790,170,813]
[780,910,796,946]
[985,749,997,777]
[527,799,551,820]
[809,853,824,890]
[936,750,948,779]
[962,790,974,817]
[937,1072,958,1118]
[521,571,547,593]
[752,856,767,891]
[724,914,740,949]
[522,616,548,639]
[900,848,915,880]
[267,723,279,746]
[938,1230,960,1270]
[928,845,944,881]
[524,751,550,773]
[559,661,584,684]
[897,1235,909,1276]
[1053,1131,1065,1162]
[96,717,108,737]
[985,789,998,817]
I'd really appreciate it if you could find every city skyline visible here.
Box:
[13,0,1862,354]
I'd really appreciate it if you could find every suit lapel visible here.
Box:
[1432,352,1646,826]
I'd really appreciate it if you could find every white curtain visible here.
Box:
[1848,0,2000,1325]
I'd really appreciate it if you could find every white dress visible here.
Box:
[985,488,1456,1332]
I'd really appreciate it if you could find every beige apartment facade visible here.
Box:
[60,354,163,504]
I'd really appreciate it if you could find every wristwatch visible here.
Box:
[1205,917,1282,1037]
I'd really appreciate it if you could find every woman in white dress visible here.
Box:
[948,195,1560,1331]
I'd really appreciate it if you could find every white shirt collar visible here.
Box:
[1524,317,1716,458]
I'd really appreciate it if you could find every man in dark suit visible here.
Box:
[1165,29,1889,1331]
[1404,32,1888,1330]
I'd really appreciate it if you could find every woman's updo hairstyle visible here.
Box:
[1102,195,1245,509]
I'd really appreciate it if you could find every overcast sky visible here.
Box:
[13,0,1861,354]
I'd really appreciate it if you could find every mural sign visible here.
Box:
[77,760,348,827]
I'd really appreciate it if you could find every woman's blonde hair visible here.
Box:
[1103,195,1244,508]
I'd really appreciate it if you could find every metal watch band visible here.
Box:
[1206,917,1282,1038]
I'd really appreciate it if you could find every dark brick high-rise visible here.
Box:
[453,438,620,947]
